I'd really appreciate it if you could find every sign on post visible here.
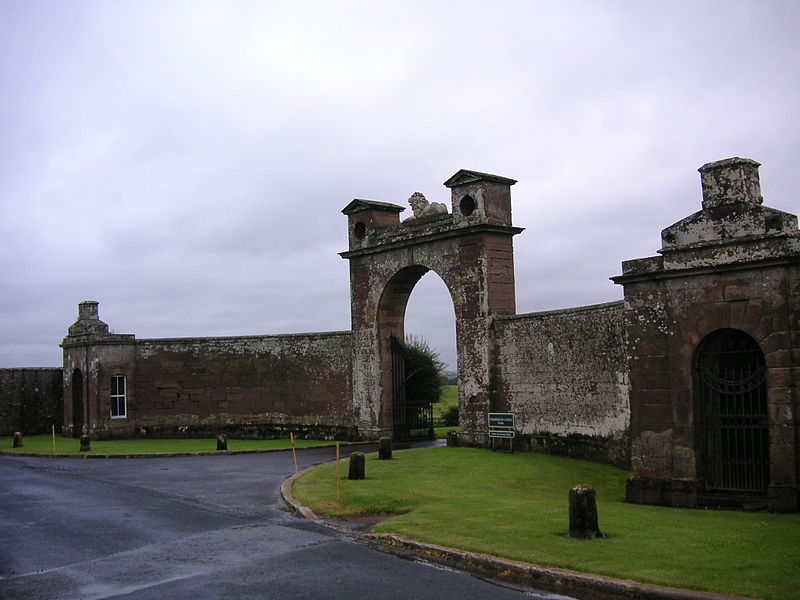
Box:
[489,430,514,438]
[488,413,515,428]
[488,412,515,451]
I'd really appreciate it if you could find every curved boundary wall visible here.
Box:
[61,329,354,441]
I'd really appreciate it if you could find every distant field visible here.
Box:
[433,385,458,422]
[0,435,332,455]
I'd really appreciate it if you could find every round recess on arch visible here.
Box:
[353,221,367,240]
[459,195,476,217]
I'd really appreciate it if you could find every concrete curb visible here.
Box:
[0,441,374,459]
[281,464,326,521]
[280,467,753,600]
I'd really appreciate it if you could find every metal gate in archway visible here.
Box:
[696,330,769,493]
[390,336,434,441]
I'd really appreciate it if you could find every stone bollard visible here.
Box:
[216,433,228,451]
[348,452,366,480]
[12,432,23,448]
[378,436,393,460]
[79,435,91,452]
[446,430,460,447]
[569,485,604,539]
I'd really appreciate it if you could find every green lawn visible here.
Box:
[434,426,457,439]
[1,434,333,454]
[292,447,800,600]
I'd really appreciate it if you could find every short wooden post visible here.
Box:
[569,485,604,539]
[290,432,299,474]
[12,432,22,448]
[79,435,91,452]
[378,436,392,460]
[348,452,365,480]
[51,424,56,453]
[216,433,227,451]
[336,442,341,502]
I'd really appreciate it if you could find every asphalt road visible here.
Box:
[0,446,573,600]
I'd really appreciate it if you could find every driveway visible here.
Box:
[0,446,570,599]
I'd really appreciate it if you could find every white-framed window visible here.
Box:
[111,375,127,418]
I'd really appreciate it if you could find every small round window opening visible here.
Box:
[460,195,476,217]
[354,221,367,240]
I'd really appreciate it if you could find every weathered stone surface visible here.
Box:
[568,485,604,539]
[0,368,63,436]
[341,170,522,445]
[12,431,22,448]
[79,434,91,452]
[60,302,353,440]
[403,192,448,222]
[216,433,227,451]
[378,436,392,460]
[614,157,799,512]
[493,301,630,467]
[348,451,366,480]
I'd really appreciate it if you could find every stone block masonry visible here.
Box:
[60,301,354,440]
[0,368,63,435]
[493,301,630,467]
[128,332,354,439]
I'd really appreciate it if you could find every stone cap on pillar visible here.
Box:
[62,301,135,346]
[613,157,799,280]
[444,169,517,227]
[699,157,763,210]
[341,199,406,251]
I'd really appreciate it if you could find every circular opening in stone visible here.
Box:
[460,195,476,217]
[354,221,366,240]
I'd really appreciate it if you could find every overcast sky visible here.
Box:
[1,0,798,370]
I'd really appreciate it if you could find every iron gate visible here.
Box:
[390,336,435,440]
[697,331,769,493]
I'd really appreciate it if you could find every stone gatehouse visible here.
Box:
[19,157,800,512]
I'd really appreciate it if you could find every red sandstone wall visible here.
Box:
[0,368,63,435]
[90,331,353,439]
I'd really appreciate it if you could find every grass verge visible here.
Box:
[292,446,799,600]
[1,434,333,454]
[434,426,457,439]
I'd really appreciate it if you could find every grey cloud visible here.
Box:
[1,1,798,369]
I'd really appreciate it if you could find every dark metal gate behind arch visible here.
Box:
[390,336,434,441]
[697,330,769,493]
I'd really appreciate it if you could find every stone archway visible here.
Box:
[341,170,523,443]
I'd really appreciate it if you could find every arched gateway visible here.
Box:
[341,170,523,443]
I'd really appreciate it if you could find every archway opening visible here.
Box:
[396,269,457,440]
[71,368,83,438]
[695,329,769,495]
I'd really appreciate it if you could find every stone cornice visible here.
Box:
[340,223,524,259]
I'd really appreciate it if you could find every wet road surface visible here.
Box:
[0,446,574,599]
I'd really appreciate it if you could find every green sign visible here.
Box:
[488,413,515,428]
[489,430,515,438]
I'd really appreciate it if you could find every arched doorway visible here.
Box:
[378,266,441,440]
[695,329,769,494]
[71,368,84,438]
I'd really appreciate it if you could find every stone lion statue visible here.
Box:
[404,192,448,222]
